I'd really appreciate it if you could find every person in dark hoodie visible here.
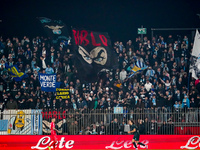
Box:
[159,121,167,134]
[6,98,18,109]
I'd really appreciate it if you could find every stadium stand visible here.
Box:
[0,34,200,135]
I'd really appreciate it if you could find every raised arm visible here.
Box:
[159,78,165,84]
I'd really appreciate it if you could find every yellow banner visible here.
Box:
[56,88,70,100]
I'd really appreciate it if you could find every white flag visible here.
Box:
[190,30,200,79]
[192,30,200,57]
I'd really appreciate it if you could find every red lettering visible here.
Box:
[91,32,101,46]
[48,111,52,119]
[58,111,62,120]
[62,111,66,119]
[53,111,57,119]
[73,30,108,47]
[99,35,108,46]
[43,112,48,120]
[72,30,79,45]
[80,30,89,46]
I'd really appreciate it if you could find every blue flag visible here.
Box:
[6,64,28,81]
[128,60,148,78]
[39,73,57,92]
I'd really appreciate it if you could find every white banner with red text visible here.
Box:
[0,135,200,150]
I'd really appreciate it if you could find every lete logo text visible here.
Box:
[105,138,149,149]
[181,136,200,149]
[31,136,74,150]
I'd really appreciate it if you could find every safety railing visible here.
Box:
[0,108,200,135]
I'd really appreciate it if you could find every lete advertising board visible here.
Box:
[0,135,200,150]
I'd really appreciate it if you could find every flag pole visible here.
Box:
[187,72,190,92]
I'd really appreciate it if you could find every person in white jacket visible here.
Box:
[144,80,152,92]
[119,68,127,81]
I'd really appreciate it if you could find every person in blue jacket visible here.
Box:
[182,95,190,108]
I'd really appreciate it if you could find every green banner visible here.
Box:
[138,28,147,34]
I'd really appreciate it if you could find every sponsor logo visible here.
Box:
[181,136,200,149]
[105,138,149,149]
[31,136,74,150]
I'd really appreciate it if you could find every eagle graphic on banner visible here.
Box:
[45,25,64,35]
[38,17,69,44]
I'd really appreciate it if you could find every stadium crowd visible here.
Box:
[0,34,200,134]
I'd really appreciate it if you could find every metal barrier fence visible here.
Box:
[0,108,200,135]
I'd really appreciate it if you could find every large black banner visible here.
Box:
[38,17,69,44]
[72,29,118,82]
